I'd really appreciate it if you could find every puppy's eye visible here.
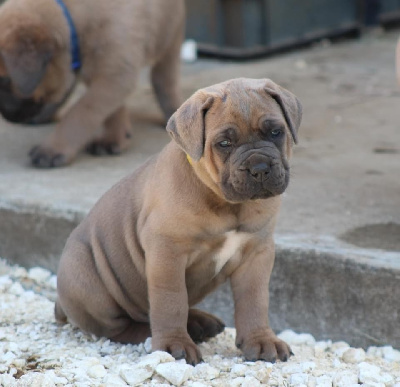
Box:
[271,129,283,138]
[219,140,232,148]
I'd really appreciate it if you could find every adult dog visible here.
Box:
[0,0,185,167]
[56,78,302,365]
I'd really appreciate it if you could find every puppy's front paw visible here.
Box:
[29,145,70,168]
[236,328,292,363]
[152,332,203,365]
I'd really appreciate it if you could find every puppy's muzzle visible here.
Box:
[223,143,290,201]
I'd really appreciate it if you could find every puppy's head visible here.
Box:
[167,78,302,203]
[0,9,74,124]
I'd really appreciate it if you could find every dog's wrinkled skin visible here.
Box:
[55,78,302,365]
[0,0,184,167]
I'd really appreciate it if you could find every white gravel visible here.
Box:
[0,258,399,387]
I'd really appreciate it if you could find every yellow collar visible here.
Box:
[186,154,193,166]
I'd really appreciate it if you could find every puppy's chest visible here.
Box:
[188,231,252,277]
[213,231,250,273]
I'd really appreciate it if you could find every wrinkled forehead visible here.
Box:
[205,81,284,129]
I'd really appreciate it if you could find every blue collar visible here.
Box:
[54,0,81,71]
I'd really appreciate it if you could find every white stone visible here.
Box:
[342,348,366,364]
[230,363,247,377]
[282,361,315,375]
[120,364,153,386]
[12,267,28,278]
[193,363,220,380]
[315,375,333,387]
[3,351,16,365]
[15,373,55,387]
[290,373,309,386]
[314,340,332,355]
[0,276,12,292]
[144,337,152,353]
[28,267,51,283]
[47,275,58,289]
[87,364,107,378]
[231,377,245,387]
[0,374,16,386]
[12,358,26,368]
[358,362,393,385]
[190,383,209,387]
[278,330,316,346]
[155,362,193,386]
[241,375,261,387]
[367,346,382,358]
[139,351,175,369]
[20,291,36,302]
[103,374,127,386]
[333,370,358,387]
[282,363,303,374]
[381,346,400,362]
[331,342,350,357]
[8,282,24,295]
[246,367,271,383]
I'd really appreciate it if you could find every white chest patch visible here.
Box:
[214,231,250,274]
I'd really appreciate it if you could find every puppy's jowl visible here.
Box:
[0,0,184,167]
[55,78,302,365]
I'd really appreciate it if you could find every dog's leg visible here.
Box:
[85,106,132,156]
[151,29,183,121]
[230,240,292,363]
[146,248,202,365]
[29,73,137,168]
[111,321,151,344]
[187,309,225,343]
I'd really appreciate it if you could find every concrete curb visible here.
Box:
[1,200,399,349]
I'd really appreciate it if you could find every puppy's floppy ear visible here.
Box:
[264,79,302,144]
[166,91,214,161]
[0,27,53,97]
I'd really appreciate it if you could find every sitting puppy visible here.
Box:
[0,0,185,167]
[55,78,302,365]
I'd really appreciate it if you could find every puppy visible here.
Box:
[55,78,302,365]
[0,0,185,167]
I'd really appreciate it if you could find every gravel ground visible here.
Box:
[0,259,399,387]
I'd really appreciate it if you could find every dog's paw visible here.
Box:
[29,145,69,168]
[236,328,292,363]
[85,140,123,156]
[187,309,225,343]
[152,333,203,366]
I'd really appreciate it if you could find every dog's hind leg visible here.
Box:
[187,309,225,343]
[54,299,68,324]
[86,106,133,156]
[111,321,151,344]
[151,27,184,122]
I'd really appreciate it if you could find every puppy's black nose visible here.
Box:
[249,162,270,182]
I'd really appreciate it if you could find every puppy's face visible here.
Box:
[0,16,74,124]
[167,78,302,203]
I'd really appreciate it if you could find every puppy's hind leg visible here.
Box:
[111,321,151,345]
[151,29,184,122]
[187,309,225,343]
[86,106,133,156]
[54,299,67,324]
